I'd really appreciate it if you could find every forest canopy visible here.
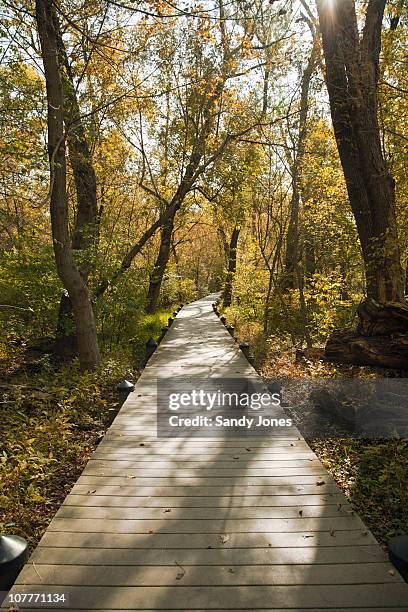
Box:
[0,0,407,369]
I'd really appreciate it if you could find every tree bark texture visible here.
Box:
[283,36,319,289]
[222,226,240,308]
[35,0,100,370]
[145,213,176,313]
[316,0,403,302]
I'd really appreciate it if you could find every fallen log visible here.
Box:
[325,329,408,369]
[357,298,408,336]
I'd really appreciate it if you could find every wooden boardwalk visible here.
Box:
[6,295,408,611]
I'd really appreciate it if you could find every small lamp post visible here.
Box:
[388,535,408,582]
[226,324,235,337]
[158,327,168,343]
[0,535,28,591]
[220,315,227,325]
[116,379,135,407]
[145,337,158,363]
[239,341,254,364]
[168,316,174,327]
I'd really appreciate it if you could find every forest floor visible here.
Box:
[0,310,171,549]
[0,351,134,548]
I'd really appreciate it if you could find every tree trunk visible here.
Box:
[35,0,100,370]
[222,226,240,308]
[263,270,274,335]
[52,12,100,347]
[145,212,176,313]
[304,235,316,281]
[283,36,318,290]
[316,0,404,303]
[54,13,98,256]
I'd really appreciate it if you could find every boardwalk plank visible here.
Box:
[17,563,402,586]
[29,545,388,566]
[37,530,378,548]
[61,493,347,507]
[55,505,351,519]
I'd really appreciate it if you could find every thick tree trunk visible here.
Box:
[35,0,100,370]
[145,212,176,313]
[222,226,240,308]
[317,0,404,303]
[52,12,100,347]
[54,13,98,256]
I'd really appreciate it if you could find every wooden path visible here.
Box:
[6,295,408,611]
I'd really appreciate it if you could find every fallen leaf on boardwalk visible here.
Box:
[303,535,314,539]
[337,503,342,511]
[316,480,325,486]
[87,490,96,495]
[127,474,136,479]
[139,443,145,446]
[220,534,229,544]
[388,569,395,576]
[163,508,171,513]
[228,568,234,573]
[298,510,303,516]
[245,448,252,452]
[148,529,154,534]
[330,528,336,537]
[207,545,212,549]
[233,456,239,460]
[175,561,185,580]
